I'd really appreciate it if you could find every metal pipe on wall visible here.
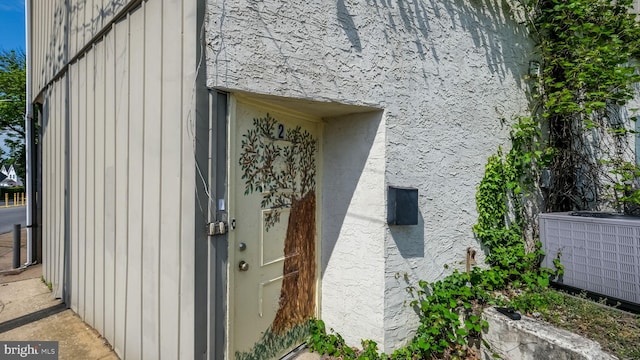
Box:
[24,0,34,266]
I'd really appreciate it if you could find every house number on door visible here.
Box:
[277,124,285,139]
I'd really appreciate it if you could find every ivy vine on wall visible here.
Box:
[306,0,640,358]
[530,0,640,212]
[308,0,640,359]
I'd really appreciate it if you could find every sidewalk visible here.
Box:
[0,230,322,360]
[0,230,119,360]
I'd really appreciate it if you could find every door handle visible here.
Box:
[238,261,249,271]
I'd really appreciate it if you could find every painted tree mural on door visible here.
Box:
[238,113,317,356]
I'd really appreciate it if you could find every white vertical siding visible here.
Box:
[113,13,129,356]
[30,0,67,100]
[30,0,137,99]
[126,6,144,359]
[69,61,79,312]
[94,39,106,336]
[85,47,96,327]
[160,1,183,358]
[103,24,117,347]
[68,0,78,59]
[77,54,87,319]
[142,1,162,357]
[31,0,200,359]
[41,78,67,300]
[56,78,64,300]
[179,1,198,356]
[84,0,93,44]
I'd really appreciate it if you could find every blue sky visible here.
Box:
[0,0,25,52]
[0,0,25,156]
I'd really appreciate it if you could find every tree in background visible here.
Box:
[0,49,26,181]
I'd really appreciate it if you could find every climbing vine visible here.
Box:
[530,0,640,212]
[308,119,552,359]
[307,0,640,358]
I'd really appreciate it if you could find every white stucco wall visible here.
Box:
[322,111,387,346]
[207,0,533,351]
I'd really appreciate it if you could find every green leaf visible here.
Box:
[538,276,550,287]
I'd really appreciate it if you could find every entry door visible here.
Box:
[230,98,320,360]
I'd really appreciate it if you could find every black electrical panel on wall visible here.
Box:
[387,186,418,225]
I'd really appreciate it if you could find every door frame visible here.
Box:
[226,92,324,359]
[200,90,230,360]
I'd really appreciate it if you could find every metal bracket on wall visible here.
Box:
[208,221,228,236]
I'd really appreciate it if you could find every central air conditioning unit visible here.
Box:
[539,212,640,307]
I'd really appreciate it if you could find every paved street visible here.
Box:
[0,206,26,235]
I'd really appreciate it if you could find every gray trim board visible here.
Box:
[206,91,229,360]
[194,0,213,357]
[214,91,229,360]
[195,90,229,360]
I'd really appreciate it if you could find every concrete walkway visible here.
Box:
[0,230,322,360]
[0,277,119,360]
[0,231,119,360]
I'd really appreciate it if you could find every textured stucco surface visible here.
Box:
[207,0,533,351]
[322,111,387,346]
